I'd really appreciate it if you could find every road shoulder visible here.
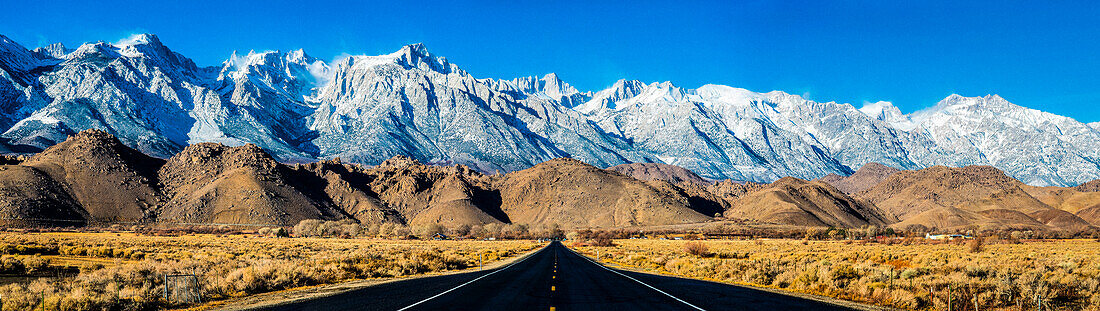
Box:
[199,244,547,311]
[568,246,894,311]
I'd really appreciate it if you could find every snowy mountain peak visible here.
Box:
[67,41,121,61]
[286,48,309,63]
[98,33,198,71]
[636,81,690,103]
[32,42,71,59]
[115,33,161,47]
[391,43,452,73]
[217,49,330,98]
[859,101,915,130]
[576,79,647,113]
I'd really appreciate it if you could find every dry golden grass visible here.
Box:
[0,232,540,311]
[577,238,1100,310]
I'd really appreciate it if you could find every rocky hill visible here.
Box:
[497,158,711,228]
[608,162,712,185]
[857,166,1096,230]
[1076,179,1100,192]
[819,162,900,194]
[3,129,1097,232]
[723,177,895,227]
[21,129,163,222]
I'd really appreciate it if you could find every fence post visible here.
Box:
[948,284,953,311]
[195,274,202,304]
[164,274,169,303]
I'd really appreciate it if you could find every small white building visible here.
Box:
[925,233,971,240]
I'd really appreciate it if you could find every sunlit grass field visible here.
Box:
[0,231,540,310]
[577,238,1100,310]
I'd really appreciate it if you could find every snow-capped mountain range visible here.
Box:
[1,33,1098,186]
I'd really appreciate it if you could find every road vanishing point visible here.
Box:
[258,241,855,311]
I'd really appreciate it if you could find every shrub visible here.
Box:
[592,237,615,247]
[0,256,25,274]
[968,237,985,253]
[683,242,710,257]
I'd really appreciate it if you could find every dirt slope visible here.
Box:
[818,162,900,195]
[498,158,711,228]
[21,129,163,222]
[1076,204,1100,226]
[608,162,711,185]
[0,165,87,226]
[1023,186,1100,214]
[858,165,1093,230]
[724,177,895,227]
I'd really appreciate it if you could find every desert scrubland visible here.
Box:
[576,238,1100,311]
[0,231,539,311]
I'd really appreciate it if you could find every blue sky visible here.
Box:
[2,0,1099,122]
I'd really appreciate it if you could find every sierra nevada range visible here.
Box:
[1,33,1099,188]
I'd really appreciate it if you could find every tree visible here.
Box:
[416,224,447,238]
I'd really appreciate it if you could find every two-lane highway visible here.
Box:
[259,241,854,311]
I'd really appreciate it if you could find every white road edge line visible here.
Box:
[396,244,547,311]
[567,246,707,311]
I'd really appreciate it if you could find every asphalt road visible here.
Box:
[259,241,854,311]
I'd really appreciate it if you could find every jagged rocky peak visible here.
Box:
[391,43,453,73]
[500,73,590,107]
[508,73,578,97]
[33,42,71,59]
[111,33,197,70]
